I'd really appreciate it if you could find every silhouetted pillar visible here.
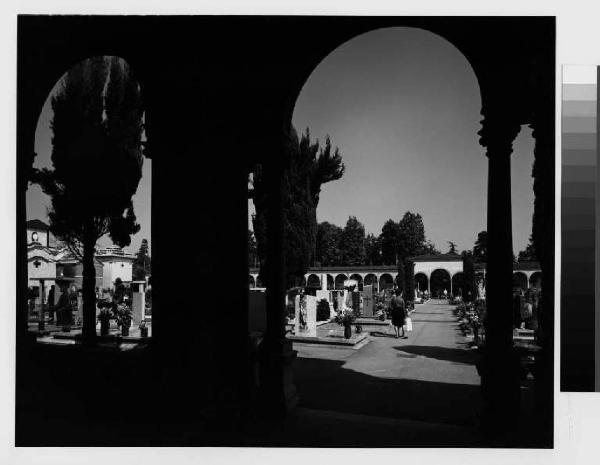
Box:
[478,114,521,435]
[530,104,554,443]
[259,136,298,418]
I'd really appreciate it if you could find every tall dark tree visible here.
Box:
[404,258,415,305]
[248,230,258,268]
[133,238,151,280]
[339,216,366,266]
[517,233,537,262]
[462,251,477,302]
[396,258,406,293]
[447,241,459,255]
[315,221,344,267]
[380,219,401,265]
[250,128,344,288]
[35,57,144,343]
[398,211,426,258]
[473,230,488,263]
[364,233,382,266]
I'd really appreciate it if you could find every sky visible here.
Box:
[26,60,151,255]
[250,26,535,255]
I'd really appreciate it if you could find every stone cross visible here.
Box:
[363,285,374,317]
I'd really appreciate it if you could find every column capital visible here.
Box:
[478,114,522,158]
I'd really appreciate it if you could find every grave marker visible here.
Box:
[363,285,374,317]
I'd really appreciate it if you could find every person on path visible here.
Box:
[390,288,407,339]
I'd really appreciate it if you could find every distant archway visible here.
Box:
[379,273,394,291]
[307,274,321,289]
[415,272,428,293]
[334,274,348,290]
[349,273,363,291]
[364,273,378,292]
[513,272,528,292]
[451,272,464,297]
[529,271,542,289]
[430,269,451,298]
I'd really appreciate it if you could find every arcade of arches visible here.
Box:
[17,17,554,443]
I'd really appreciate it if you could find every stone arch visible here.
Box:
[307,273,321,289]
[529,271,542,289]
[451,272,464,297]
[430,269,451,298]
[379,273,394,291]
[364,273,378,292]
[415,272,428,294]
[349,273,363,291]
[334,274,348,290]
[326,274,334,290]
[513,272,528,292]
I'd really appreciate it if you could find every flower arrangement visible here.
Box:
[455,299,486,344]
[114,303,132,336]
[334,309,356,327]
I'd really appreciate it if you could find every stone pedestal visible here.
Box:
[295,295,317,337]
[132,291,146,327]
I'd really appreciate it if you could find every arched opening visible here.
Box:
[349,273,363,291]
[306,274,322,290]
[326,274,334,290]
[334,274,348,290]
[529,271,542,290]
[248,276,256,289]
[451,272,464,297]
[379,273,394,291]
[364,273,378,292]
[414,272,428,294]
[430,269,451,298]
[27,55,150,336]
[513,272,528,292]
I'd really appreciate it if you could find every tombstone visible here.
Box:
[248,290,267,334]
[352,291,361,314]
[337,293,345,313]
[76,295,83,326]
[363,285,374,317]
[295,294,317,337]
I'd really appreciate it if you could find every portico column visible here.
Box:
[449,274,453,296]
[478,114,521,434]
[260,137,298,417]
[427,273,431,294]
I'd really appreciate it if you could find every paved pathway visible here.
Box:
[293,300,482,428]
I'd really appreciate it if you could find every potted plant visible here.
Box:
[114,303,132,337]
[139,320,148,338]
[97,308,112,336]
[334,309,356,339]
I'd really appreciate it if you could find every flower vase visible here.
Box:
[344,324,352,339]
[100,321,109,337]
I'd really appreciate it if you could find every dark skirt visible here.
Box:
[391,309,406,327]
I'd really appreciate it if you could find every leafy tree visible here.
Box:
[133,238,151,280]
[250,128,344,288]
[447,241,459,255]
[315,221,343,266]
[380,219,401,265]
[339,216,366,266]
[34,57,144,343]
[398,211,426,258]
[404,258,415,305]
[364,233,382,266]
[421,239,441,255]
[462,251,477,302]
[517,234,538,262]
[473,231,487,263]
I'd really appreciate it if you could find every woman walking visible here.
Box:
[390,288,407,339]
